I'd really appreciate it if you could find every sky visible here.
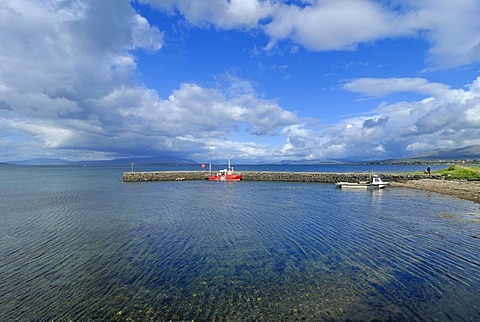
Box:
[1,0,480,163]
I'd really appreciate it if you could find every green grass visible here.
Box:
[435,165,480,179]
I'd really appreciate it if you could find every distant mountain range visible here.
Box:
[11,158,72,166]
[402,145,480,161]
[5,145,480,166]
[7,156,196,166]
[71,156,196,167]
[282,145,480,165]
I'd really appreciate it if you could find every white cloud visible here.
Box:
[12,69,479,163]
[374,145,385,154]
[253,76,480,161]
[85,80,300,159]
[0,0,164,160]
[267,0,480,69]
[406,142,431,152]
[141,0,480,70]
[264,0,420,51]
[0,0,163,99]
[1,0,480,163]
[416,0,480,69]
[140,0,272,29]
[308,77,480,159]
[343,78,454,98]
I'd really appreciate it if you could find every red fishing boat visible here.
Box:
[207,161,243,181]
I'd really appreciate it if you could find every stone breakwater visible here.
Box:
[122,171,439,183]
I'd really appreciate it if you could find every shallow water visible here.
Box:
[0,166,479,320]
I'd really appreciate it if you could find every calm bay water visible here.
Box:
[0,165,479,320]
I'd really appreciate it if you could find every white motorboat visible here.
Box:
[335,174,389,189]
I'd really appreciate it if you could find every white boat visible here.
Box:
[335,174,389,189]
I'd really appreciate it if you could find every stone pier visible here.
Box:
[122,171,439,182]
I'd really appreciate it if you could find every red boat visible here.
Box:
[208,161,243,181]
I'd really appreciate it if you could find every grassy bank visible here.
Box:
[435,165,480,180]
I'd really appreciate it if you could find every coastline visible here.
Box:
[122,170,480,204]
[391,179,480,204]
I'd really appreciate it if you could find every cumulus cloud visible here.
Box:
[139,0,273,29]
[343,78,454,98]
[0,0,299,162]
[0,0,164,160]
[341,77,477,141]
[1,0,480,163]
[247,76,480,161]
[417,0,480,69]
[0,0,306,162]
[269,0,480,69]
[362,117,389,129]
[85,80,299,160]
[264,0,420,51]
[0,0,163,107]
[141,0,480,70]
[284,77,480,161]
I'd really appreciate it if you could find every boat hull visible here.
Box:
[335,182,388,189]
[208,174,243,181]
[335,174,389,189]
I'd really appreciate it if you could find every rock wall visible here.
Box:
[122,171,210,182]
[122,171,440,182]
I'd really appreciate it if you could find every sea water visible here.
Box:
[0,165,479,320]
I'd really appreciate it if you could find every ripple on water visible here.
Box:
[0,176,479,320]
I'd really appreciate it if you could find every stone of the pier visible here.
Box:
[123,171,440,182]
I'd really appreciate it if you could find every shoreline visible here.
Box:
[391,179,480,204]
[122,170,480,204]
[122,171,435,183]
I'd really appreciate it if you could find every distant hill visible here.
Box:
[12,158,72,165]
[405,145,480,161]
[10,156,196,166]
[70,156,196,166]
[280,145,480,165]
[8,145,480,166]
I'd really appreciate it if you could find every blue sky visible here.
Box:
[1,0,480,163]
